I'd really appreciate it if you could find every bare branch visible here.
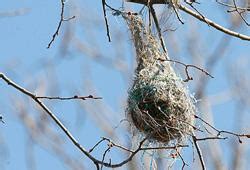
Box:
[178,4,250,41]
[195,136,227,141]
[102,0,112,42]
[0,72,104,167]
[89,138,106,153]
[194,114,250,143]
[47,0,75,48]
[0,72,188,168]
[36,95,102,100]
[158,58,214,82]
[149,5,168,53]
[126,0,250,40]
[231,0,250,26]
[192,135,206,170]
[176,148,189,170]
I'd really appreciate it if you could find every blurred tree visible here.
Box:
[0,0,250,170]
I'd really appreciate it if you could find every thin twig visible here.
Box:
[101,137,134,153]
[149,5,167,53]
[216,0,250,10]
[0,72,187,168]
[158,58,214,82]
[101,146,111,169]
[231,0,250,26]
[176,148,189,170]
[47,0,75,48]
[192,135,206,170]
[195,136,227,141]
[0,73,103,167]
[102,0,111,42]
[127,0,250,40]
[184,0,210,26]
[194,114,250,143]
[178,4,250,41]
[89,138,106,153]
[36,95,102,100]
[171,1,184,24]
[140,145,188,150]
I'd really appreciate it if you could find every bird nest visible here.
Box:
[125,13,196,143]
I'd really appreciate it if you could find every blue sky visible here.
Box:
[1,1,250,170]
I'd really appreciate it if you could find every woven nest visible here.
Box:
[125,13,195,143]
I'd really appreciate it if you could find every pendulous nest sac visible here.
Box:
[125,13,196,143]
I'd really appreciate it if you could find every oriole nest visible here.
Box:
[125,13,195,143]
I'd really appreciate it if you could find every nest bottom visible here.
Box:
[127,84,194,143]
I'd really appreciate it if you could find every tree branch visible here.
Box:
[192,135,206,170]
[47,0,75,48]
[0,72,187,168]
[178,4,250,41]
[36,95,102,100]
[126,0,250,41]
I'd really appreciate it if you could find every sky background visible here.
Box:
[1,0,250,170]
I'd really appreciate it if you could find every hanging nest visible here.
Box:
[125,13,196,143]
